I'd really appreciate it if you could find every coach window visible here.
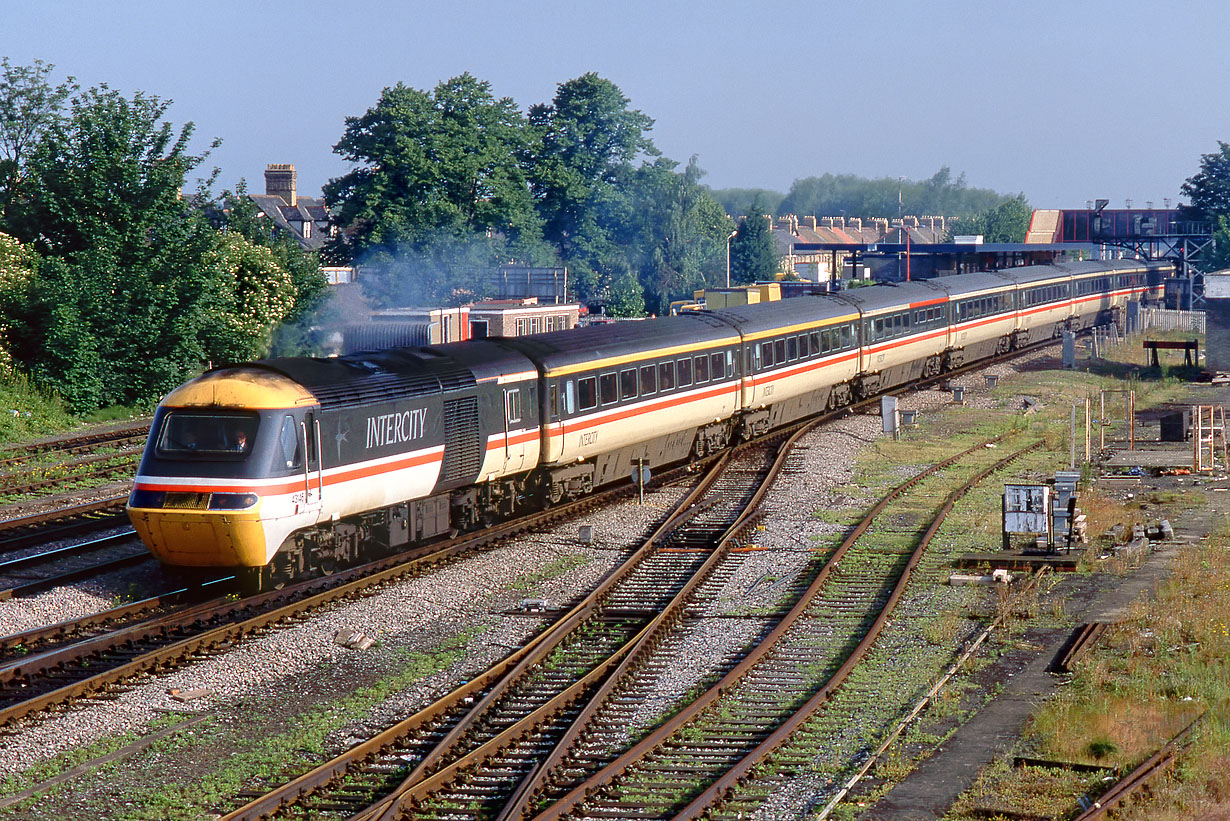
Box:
[787,336,798,361]
[809,331,821,355]
[893,314,903,335]
[677,357,693,386]
[711,352,724,379]
[819,329,830,353]
[578,376,597,411]
[599,372,618,405]
[759,341,773,368]
[640,364,657,395]
[659,361,675,391]
[874,317,884,339]
[620,368,637,400]
[774,338,786,364]
[842,324,853,348]
[694,354,709,383]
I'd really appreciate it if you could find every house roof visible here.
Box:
[249,194,331,251]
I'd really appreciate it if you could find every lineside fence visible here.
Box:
[1138,307,1206,334]
[1089,306,1206,361]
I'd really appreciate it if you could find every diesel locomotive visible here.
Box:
[127,259,1169,588]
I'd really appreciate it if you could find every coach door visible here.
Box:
[302,412,323,508]
[502,387,526,472]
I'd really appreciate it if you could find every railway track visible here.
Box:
[1073,713,1203,820]
[0,532,150,601]
[469,440,1038,821]
[216,426,791,820]
[0,497,131,555]
[0,450,140,499]
[0,459,703,732]
[0,423,148,471]
[214,421,1032,821]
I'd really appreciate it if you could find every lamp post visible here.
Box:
[725,228,738,287]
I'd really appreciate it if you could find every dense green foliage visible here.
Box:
[0,58,78,221]
[1179,141,1230,221]
[944,195,1033,243]
[1179,142,1230,272]
[776,167,1011,221]
[729,205,777,284]
[0,62,326,413]
[708,187,785,219]
[325,72,736,316]
[324,74,545,261]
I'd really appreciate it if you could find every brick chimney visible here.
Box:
[265,163,297,206]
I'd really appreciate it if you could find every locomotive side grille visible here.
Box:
[441,396,481,482]
[163,492,211,510]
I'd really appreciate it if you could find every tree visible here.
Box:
[528,73,657,304]
[946,195,1032,243]
[625,156,733,313]
[776,168,1010,220]
[1197,215,1230,273]
[707,187,784,218]
[325,74,543,262]
[6,84,215,255]
[0,58,77,221]
[529,73,656,238]
[1,85,305,411]
[1180,141,1230,220]
[729,203,777,284]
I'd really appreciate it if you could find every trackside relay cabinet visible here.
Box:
[1002,483,1050,550]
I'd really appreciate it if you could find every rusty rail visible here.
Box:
[1073,713,1204,820]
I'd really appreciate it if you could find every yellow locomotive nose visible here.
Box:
[127,502,271,568]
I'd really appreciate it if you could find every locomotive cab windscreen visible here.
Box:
[155,410,259,459]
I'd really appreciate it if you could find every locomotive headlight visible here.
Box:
[208,493,260,510]
[128,489,166,509]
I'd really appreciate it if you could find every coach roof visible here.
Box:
[831,281,949,313]
[704,294,856,337]
[500,312,739,376]
[927,271,1015,299]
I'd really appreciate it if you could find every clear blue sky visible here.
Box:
[6,0,1227,212]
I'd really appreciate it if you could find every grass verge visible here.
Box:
[947,524,1230,820]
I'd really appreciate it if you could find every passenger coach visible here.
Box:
[500,314,742,504]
